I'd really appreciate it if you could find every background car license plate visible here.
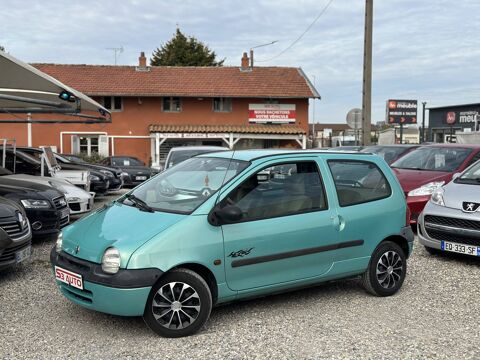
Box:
[136,176,147,180]
[441,241,480,256]
[15,246,31,263]
[55,266,83,290]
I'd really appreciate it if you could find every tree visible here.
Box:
[151,28,224,66]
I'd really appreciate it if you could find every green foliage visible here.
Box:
[78,152,105,164]
[151,28,224,67]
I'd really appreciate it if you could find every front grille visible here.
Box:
[0,241,31,262]
[0,220,30,241]
[425,228,480,247]
[59,216,69,227]
[58,252,90,273]
[424,215,480,231]
[69,203,81,212]
[53,196,68,210]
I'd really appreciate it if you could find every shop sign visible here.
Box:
[249,104,296,123]
[386,100,417,124]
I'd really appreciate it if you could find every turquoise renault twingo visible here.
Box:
[51,150,414,337]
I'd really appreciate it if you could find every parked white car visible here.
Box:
[1,169,94,215]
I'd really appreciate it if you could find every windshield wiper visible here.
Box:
[124,194,154,213]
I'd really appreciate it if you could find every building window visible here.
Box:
[213,98,232,112]
[103,96,122,111]
[78,136,99,156]
[163,97,181,112]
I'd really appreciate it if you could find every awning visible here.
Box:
[149,124,306,135]
[0,50,110,123]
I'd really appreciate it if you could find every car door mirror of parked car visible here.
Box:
[452,172,461,180]
[208,204,243,226]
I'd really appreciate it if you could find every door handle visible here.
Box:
[331,215,346,231]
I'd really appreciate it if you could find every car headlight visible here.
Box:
[430,188,445,206]
[100,170,114,178]
[56,231,63,253]
[408,181,445,197]
[21,199,51,208]
[101,247,121,274]
[67,197,81,203]
[89,175,100,181]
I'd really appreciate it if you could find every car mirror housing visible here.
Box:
[208,204,243,226]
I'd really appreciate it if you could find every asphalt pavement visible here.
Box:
[1,190,479,359]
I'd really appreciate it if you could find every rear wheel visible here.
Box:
[362,241,407,297]
[143,268,212,338]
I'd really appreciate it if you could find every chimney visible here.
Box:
[241,52,250,69]
[138,51,147,67]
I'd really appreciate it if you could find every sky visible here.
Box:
[1,0,479,125]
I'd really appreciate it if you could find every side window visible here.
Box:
[328,160,391,207]
[221,161,327,222]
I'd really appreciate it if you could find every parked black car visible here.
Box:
[99,156,154,187]
[60,154,124,192]
[0,196,32,270]
[0,173,69,238]
[2,147,110,195]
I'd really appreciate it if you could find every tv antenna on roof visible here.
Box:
[105,46,124,65]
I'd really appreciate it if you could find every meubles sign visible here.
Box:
[249,104,296,123]
[386,99,417,124]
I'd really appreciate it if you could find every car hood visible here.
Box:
[121,166,152,174]
[4,174,92,201]
[0,196,23,218]
[443,181,480,209]
[62,202,186,265]
[391,168,452,193]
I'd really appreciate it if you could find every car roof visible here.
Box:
[419,144,480,149]
[170,146,228,152]
[197,149,374,162]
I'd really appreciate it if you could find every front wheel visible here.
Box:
[362,241,407,297]
[143,268,212,338]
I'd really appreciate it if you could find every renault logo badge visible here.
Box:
[74,245,80,254]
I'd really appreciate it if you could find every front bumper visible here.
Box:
[68,196,93,215]
[107,178,123,192]
[0,237,32,270]
[418,203,480,251]
[26,207,68,237]
[90,179,109,194]
[50,248,163,316]
[406,195,431,224]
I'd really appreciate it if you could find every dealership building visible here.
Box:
[428,102,479,143]
[0,52,319,167]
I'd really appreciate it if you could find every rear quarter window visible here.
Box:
[328,160,392,207]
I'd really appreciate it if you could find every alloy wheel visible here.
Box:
[376,250,403,289]
[152,282,201,329]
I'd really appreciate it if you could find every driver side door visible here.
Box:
[219,160,340,291]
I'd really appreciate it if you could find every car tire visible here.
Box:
[362,241,407,297]
[143,268,212,338]
[424,246,440,256]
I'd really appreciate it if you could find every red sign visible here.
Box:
[249,104,296,124]
[446,111,456,124]
[386,99,417,124]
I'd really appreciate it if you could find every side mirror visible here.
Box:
[452,172,461,180]
[208,204,243,226]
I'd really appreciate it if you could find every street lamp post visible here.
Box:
[421,101,427,143]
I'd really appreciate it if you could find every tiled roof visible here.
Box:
[149,124,306,134]
[32,64,319,99]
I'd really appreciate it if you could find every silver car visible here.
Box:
[418,160,480,257]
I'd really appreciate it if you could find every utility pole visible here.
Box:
[312,75,316,147]
[421,101,427,143]
[361,0,373,145]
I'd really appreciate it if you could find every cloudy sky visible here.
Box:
[1,0,479,124]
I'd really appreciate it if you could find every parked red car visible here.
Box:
[390,144,480,224]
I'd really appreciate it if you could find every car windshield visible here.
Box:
[112,157,143,166]
[457,160,480,183]
[66,155,86,164]
[54,153,72,163]
[125,157,249,214]
[362,146,410,164]
[391,147,472,172]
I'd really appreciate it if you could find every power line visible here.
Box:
[256,0,335,63]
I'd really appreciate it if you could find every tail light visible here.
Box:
[406,204,411,226]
